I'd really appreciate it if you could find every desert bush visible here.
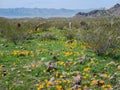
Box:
[0,19,32,44]
[54,21,68,30]
[63,29,77,40]
[40,33,58,40]
[79,21,89,30]
[80,19,120,56]
[39,22,51,31]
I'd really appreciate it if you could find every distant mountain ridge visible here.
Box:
[0,8,92,18]
[75,3,120,18]
[108,3,120,16]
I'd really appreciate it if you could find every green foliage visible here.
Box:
[0,19,32,44]
[0,17,120,90]
[80,19,120,56]
[63,29,77,40]
[40,33,58,40]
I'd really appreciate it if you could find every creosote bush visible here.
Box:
[0,19,32,44]
[63,29,77,40]
[80,21,120,56]
[40,33,58,40]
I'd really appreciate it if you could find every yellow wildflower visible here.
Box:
[102,84,112,90]
[43,70,46,73]
[38,83,44,90]
[60,75,63,78]
[67,80,72,83]
[83,76,87,79]
[44,79,48,83]
[37,80,40,82]
[55,72,60,77]
[56,85,62,90]
[47,81,52,86]
[54,80,59,83]
[58,80,62,83]
[90,80,98,86]
[1,74,4,77]
[0,66,2,70]
[83,67,91,72]
[13,50,19,55]
[98,80,104,86]
[65,52,72,56]
[100,73,110,78]
[99,80,104,84]
[103,74,108,78]
[35,83,39,87]
[37,28,40,31]
[19,51,29,56]
[103,88,107,90]
[102,85,105,88]
[83,85,88,89]
[67,73,70,76]
[78,88,82,90]
[63,80,67,83]
[107,84,112,88]
[66,68,70,71]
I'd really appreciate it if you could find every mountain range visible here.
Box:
[0,8,92,18]
[1,4,120,18]
[75,3,120,18]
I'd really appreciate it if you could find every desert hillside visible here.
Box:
[75,3,120,18]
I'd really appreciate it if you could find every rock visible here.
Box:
[78,54,86,63]
[73,73,82,85]
[49,77,55,82]
[72,85,81,90]
[11,68,16,71]
[41,57,46,61]
[45,62,57,72]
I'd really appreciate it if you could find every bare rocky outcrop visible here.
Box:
[75,3,120,18]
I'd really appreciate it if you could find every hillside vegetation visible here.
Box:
[0,17,120,90]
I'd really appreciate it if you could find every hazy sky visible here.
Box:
[0,0,120,9]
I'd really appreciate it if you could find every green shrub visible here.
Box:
[80,20,120,56]
[40,33,58,40]
[62,29,78,40]
[0,19,32,44]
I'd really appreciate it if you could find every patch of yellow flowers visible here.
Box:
[65,52,72,56]
[13,50,30,56]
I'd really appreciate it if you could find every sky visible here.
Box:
[0,0,120,9]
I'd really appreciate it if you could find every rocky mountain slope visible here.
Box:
[108,3,120,16]
[75,3,120,18]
